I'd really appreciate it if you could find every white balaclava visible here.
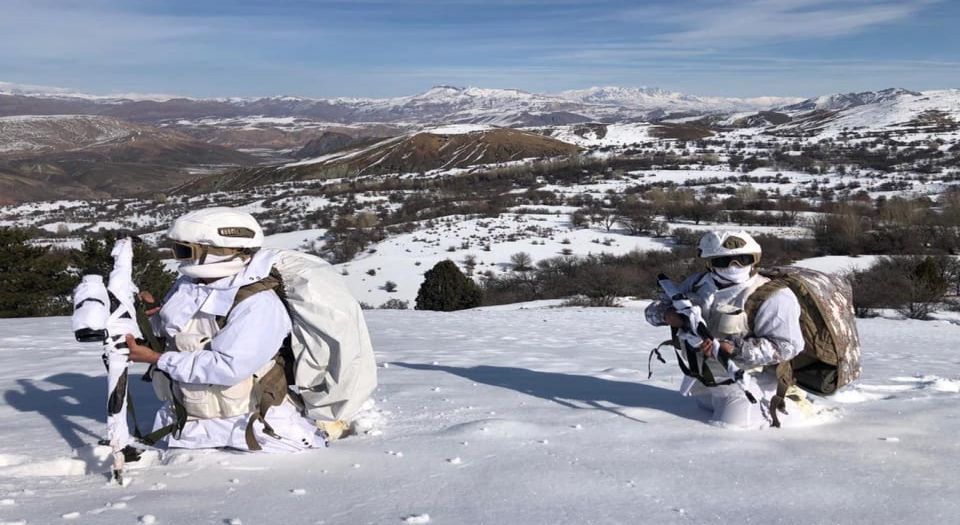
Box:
[712,265,754,285]
[178,252,248,280]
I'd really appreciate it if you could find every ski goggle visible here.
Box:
[171,241,199,260]
[169,241,243,261]
[708,254,757,268]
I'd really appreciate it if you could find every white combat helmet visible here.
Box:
[167,207,264,279]
[697,230,762,265]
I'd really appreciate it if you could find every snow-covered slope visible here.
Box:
[545,122,656,147]
[770,89,960,138]
[0,310,957,524]
[779,88,921,112]
[0,115,148,155]
[335,211,671,306]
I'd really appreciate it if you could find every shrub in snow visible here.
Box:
[379,299,409,310]
[384,281,398,293]
[415,260,482,312]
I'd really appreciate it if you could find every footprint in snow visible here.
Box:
[403,514,431,524]
[446,457,462,465]
[61,511,81,520]
[290,489,306,496]
[138,515,158,524]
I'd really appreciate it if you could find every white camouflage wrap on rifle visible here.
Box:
[104,238,142,481]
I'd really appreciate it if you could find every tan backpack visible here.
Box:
[745,266,862,425]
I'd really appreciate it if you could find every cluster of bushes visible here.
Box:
[480,250,703,307]
[851,256,958,319]
[813,195,960,256]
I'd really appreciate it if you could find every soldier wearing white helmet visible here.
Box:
[645,230,809,428]
[126,207,322,452]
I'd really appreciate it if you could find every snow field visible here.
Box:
[0,308,958,524]
[335,212,672,305]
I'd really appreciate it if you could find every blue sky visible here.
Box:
[0,0,957,99]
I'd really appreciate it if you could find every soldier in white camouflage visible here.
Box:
[645,230,814,428]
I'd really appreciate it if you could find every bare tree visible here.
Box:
[510,251,534,272]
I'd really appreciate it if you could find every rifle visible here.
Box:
[651,273,756,403]
[72,237,146,484]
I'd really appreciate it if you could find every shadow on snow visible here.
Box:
[4,371,162,450]
[393,362,707,424]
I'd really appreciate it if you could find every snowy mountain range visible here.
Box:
[559,86,800,114]
[0,81,802,126]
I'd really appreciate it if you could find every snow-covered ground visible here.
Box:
[1,308,958,524]
[793,255,882,275]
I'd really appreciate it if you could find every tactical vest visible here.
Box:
[691,272,769,340]
[164,315,274,420]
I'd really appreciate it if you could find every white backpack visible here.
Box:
[267,250,378,422]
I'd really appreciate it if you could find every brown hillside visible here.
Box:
[648,123,714,140]
[0,116,261,202]
[176,128,580,193]
[332,128,580,175]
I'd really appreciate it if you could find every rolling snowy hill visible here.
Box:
[769,89,960,138]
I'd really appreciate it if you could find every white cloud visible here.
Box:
[653,0,934,47]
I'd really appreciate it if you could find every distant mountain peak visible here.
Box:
[781,87,922,112]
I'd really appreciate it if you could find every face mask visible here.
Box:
[713,265,753,284]
[178,252,248,280]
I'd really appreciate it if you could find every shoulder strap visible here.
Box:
[216,270,284,329]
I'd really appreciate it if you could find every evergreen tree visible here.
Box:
[0,228,75,317]
[415,260,482,311]
[72,235,177,301]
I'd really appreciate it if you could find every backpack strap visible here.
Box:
[745,279,796,428]
[244,347,292,451]
[216,270,285,329]
[131,296,191,445]
[138,367,189,446]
